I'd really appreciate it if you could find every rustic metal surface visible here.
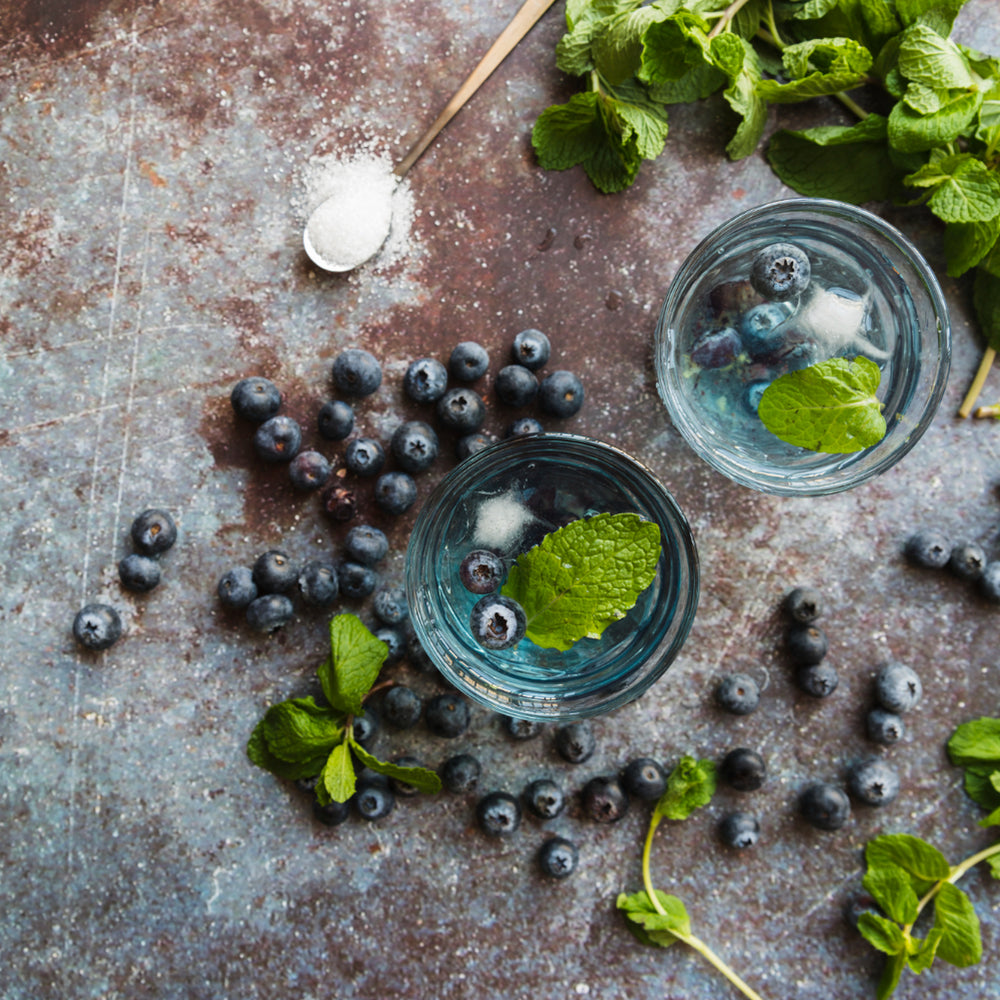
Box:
[2,2,999,998]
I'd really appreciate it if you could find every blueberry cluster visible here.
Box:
[72,508,179,652]
[458,550,527,650]
[784,586,839,699]
[905,528,1000,603]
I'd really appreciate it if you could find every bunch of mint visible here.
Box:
[532,0,1000,409]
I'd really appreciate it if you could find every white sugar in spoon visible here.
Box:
[303,0,557,272]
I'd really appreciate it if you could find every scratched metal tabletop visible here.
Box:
[2,2,999,998]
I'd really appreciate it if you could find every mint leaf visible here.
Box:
[758,356,887,453]
[617,890,692,945]
[610,78,671,160]
[904,152,1000,222]
[876,951,907,1000]
[351,741,442,794]
[947,716,1000,767]
[317,740,356,805]
[593,4,674,85]
[252,696,344,762]
[906,929,944,974]
[865,833,952,884]
[318,614,388,716]
[640,11,725,105]
[943,219,1000,277]
[857,912,907,956]
[932,882,982,967]
[896,0,966,34]
[756,37,873,103]
[501,511,660,652]
[656,755,716,820]
[710,33,767,159]
[246,722,331,781]
[862,865,919,925]
[556,0,645,76]
[887,89,982,152]
[973,263,1000,352]
[897,22,974,89]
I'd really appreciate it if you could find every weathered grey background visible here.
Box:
[2,2,999,998]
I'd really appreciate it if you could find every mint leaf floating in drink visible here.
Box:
[501,511,660,653]
[757,356,887,453]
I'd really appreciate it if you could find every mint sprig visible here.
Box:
[500,511,660,652]
[247,614,442,804]
[757,356,887,453]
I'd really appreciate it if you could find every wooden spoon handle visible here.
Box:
[394,0,558,178]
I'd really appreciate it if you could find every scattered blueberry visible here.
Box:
[252,550,298,594]
[332,348,382,397]
[867,707,905,745]
[449,341,490,382]
[381,685,422,729]
[344,437,385,477]
[391,420,439,474]
[523,778,567,819]
[390,756,426,797]
[715,672,760,715]
[740,303,789,358]
[874,661,922,714]
[352,708,379,747]
[456,432,496,460]
[719,811,760,849]
[130,508,178,556]
[317,399,354,441]
[374,626,405,663]
[538,370,584,418]
[253,415,302,464]
[621,758,667,802]
[784,586,823,624]
[459,550,505,594]
[847,758,900,807]
[403,357,449,403]
[538,837,579,879]
[797,662,839,698]
[495,365,539,407]
[338,561,377,599]
[440,753,481,794]
[502,716,544,741]
[355,782,395,821]
[554,721,596,764]
[217,567,257,610]
[425,693,472,738]
[470,594,527,650]
[690,327,741,369]
[581,776,629,823]
[719,748,766,792]
[742,379,771,414]
[374,472,417,515]
[512,329,551,371]
[230,376,282,423]
[313,797,351,826]
[799,782,851,831]
[905,529,951,569]
[948,542,986,581]
[979,561,1000,603]
[72,603,123,651]
[476,790,522,837]
[344,524,389,566]
[323,484,358,522]
[406,632,435,672]
[436,387,487,433]
[787,624,828,665]
[506,417,544,437]
[373,585,408,625]
[750,242,811,301]
[245,593,294,632]
[118,553,161,593]
[288,450,331,491]
[297,560,339,607]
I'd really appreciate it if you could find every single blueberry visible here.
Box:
[742,379,771,415]
[354,782,395,821]
[406,632,435,672]
[245,593,294,632]
[715,672,760,715]
[253,416,302,464]
[332,348,382,397]
[581,775,629,823]
[750,242,811,301]
[352,708,379,747]
[720,748,766,792]
[690,327,741,369]
[344,524,389,566]
[512,329,551,371]
[554,721,596,765]
[456,432,496,461]
[740,303,790,358]
[476,790,522,837]
[719,811,761,849]
[390,755,426,797]
[288,450,331,492]
[847,758,900,807]
[374,472,417,515]
[874,661,922,714]
[538,370,584,418]
[297,560,339,607]
[373,585,408,625]
[390,420,439,474]
[949,542,986,581]
[799,782,851,831]
[130,508,177,556]
[459,550,505,595]
[621,758,667,802]
[867,707,905,745]
[374,626,405,663]
[797,662,840,698]
[502,716,544,741]
[905,530,951,569]
[118,553,161,593]
[425,693,471,738]
[344,437,385,477]
[72,603,123,651]
[436,387,487,434]
[317,399,354,441]
[338,561,377,599]
[784,586,823,624]
[787,624,828,665]
[538,836,579,879]
[381,685,422,729]
[449,341,490,382]
[403,357,449,403]
[230,376,281,423]
[322,484,358,522]
[523,778,567,819]
[506,417,544,438]
[217,567,257,610]
[978,561,1000,603]
[252,550,298,594]
[312,797,351,827]
[440,753,482,794]
[495,364,539,408]
[471,594,526,650]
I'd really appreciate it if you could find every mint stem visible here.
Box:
[707,0,756,40]
[959,347,996,418]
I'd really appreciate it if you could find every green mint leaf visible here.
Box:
[501,511,660,652]
[756,37,873,104]
[906,928,944,973]
[887,89,982,152]
[557,0,645,76]
[350,741,443,794]
[876,951,907,1000]
[857,912,907,956]
[932,881,983,967]
[978,799,1000,828]
[986,854,1000,880]
[862,865,919,925]
[897,22,974,89]
[246,721,331,781]
[617,890,692,944]
[640,12,725,105]
[943,219,1000,278]
[962,766,1000,811]
[947,716,1000,767]
[655,755,717,820]
[318,614,388,716]
[317,739,356,805]
[865,833,952,884]
[973,262,1000,352]
[766,115,901,203]
[609,78,671,160]
[593,4,674,85]
[758,356,887,454]
[896,0,966,34]
[904,152,1000,222]
[710,33,767,159]
[251,696,344,763]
